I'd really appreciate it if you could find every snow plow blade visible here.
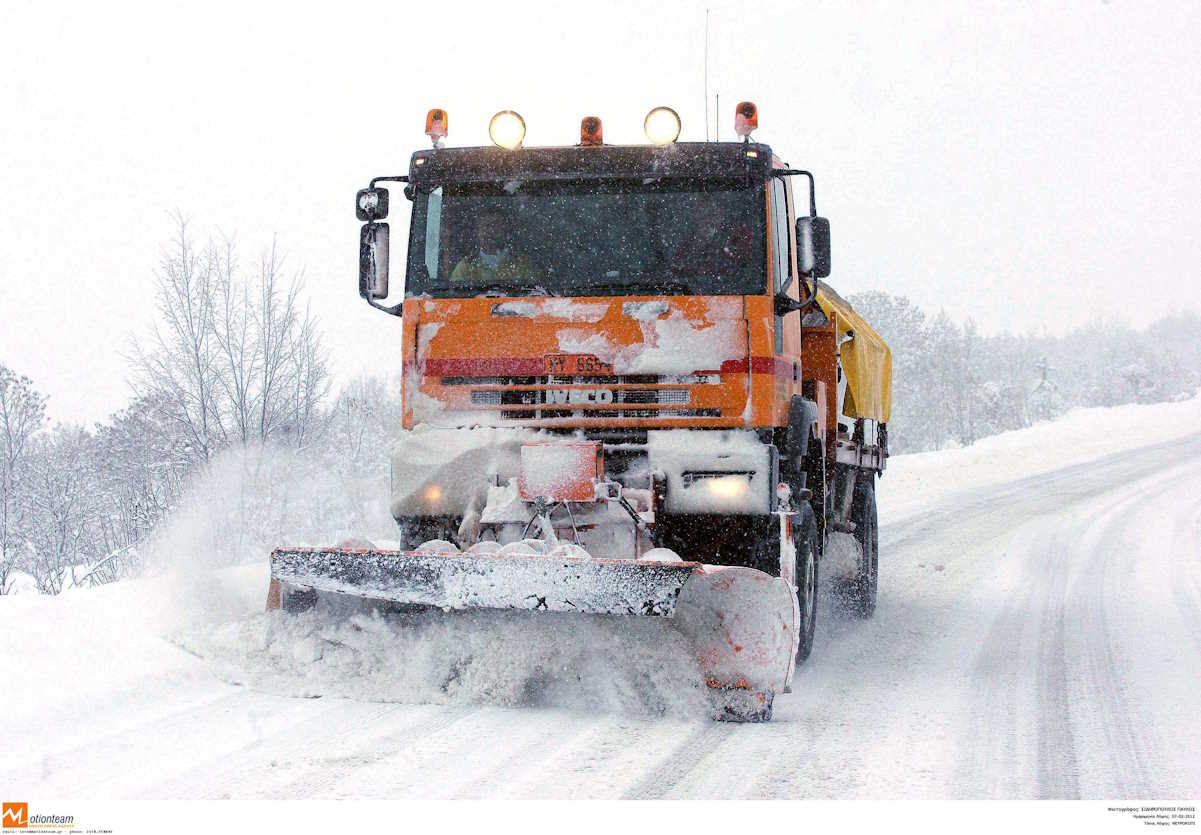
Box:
[267,546,799,721]
[269,546,697,616]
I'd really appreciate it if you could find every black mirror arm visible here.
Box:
[369,174,409,188]
[798,273,819,310]
[773,169,817,216]
[775,272,821,317]
[365,297,404,318]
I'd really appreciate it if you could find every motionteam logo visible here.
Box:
[1,804,25,829]
[2,803,74,830]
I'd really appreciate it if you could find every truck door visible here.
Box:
[771,177,802,405]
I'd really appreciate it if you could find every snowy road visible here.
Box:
[5,433,1201,800]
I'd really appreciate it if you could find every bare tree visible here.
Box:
[128,211,226,462]
[210,236,258,444]
[0,364,47,594]
[252,242,302,442]
[285,300,331,448]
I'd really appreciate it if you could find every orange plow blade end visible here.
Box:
[674,565,800,718]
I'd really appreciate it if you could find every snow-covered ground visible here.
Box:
[3,397,1201,799]
[878,393,1201,520]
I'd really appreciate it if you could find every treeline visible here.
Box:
[0,217,403,595]
[849,291,1201,454]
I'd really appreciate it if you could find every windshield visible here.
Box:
[405,178,766,297]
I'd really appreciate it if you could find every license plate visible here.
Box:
[545,354,613,376]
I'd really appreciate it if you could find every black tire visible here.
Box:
[396,516,458,550]
[845,476,879,618]
[713,688,774,723]
[794,505,819,664]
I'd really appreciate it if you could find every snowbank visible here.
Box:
[879,393,1201,521]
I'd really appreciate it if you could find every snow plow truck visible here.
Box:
[266,104,892,721]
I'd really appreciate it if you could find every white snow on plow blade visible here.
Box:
[271,547,698,616]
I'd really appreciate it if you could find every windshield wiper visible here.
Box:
[587,278,699,296]
[461,283,547,298]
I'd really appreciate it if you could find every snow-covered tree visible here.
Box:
[0,364,47,594]
[23,426,100,595]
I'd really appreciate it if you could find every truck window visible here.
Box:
[771,178,792,353]
[770,178,791,294]
[405,178,766,297]
[424,186,442,281]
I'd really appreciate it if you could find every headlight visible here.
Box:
[489,110,526,149]
[421,484,444,508]
[703,475,750,499]
[681,471,752,499]
[644,106,681,145]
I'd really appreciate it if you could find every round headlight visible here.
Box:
[489,110,526,150]
[644,106,681,145]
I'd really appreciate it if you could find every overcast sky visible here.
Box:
[2,0,1199,425]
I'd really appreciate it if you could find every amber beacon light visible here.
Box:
[734,101,758,139]
[425,108,448,144]
[580,116,603,146]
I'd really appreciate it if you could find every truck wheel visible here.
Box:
[846,476,879,618]
[794,505,819,664]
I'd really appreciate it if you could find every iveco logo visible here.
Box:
[546,389,614,405]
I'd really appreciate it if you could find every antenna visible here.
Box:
[715,93,720,140]
[703,7,711,141]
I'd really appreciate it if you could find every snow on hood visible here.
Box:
[558,301,744,375]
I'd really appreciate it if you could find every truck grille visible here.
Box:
[445,374,718,421]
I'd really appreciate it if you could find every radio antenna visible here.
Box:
[704,7,711,141]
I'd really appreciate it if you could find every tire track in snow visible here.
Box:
[451,712,607,798]
[1072,469,1201,797]
[620,722,737,799]
[1170,496,1201,658]
[1033,524,1081,799]
[3,689,278,797]
[144,699,423,799]
[501,715,701,799]
[267,704,480,798]
[954,459,1197,799]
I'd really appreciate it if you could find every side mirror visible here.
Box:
[359,222,390,300]
[796,216,831,279]
[356,187,389,221]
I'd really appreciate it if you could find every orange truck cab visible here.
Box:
[347,105,892,668]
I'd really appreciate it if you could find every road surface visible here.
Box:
[5,435,1201,799]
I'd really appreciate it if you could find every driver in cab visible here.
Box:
[451,211,544,283]
[670,200,753,277]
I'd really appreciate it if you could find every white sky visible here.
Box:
[2,0,1199,425]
